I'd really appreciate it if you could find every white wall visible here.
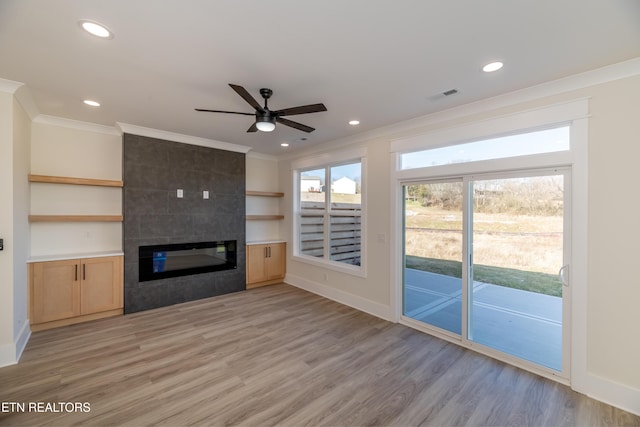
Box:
[29,121,122,256]
[0,91,16,365]
[12,93,30,354]
[0,87,31,367]
[246,154,282,243]
[280,68,640,413]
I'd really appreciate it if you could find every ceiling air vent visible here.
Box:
[427,88,459,102]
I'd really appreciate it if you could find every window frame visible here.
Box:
[292,147,367,277]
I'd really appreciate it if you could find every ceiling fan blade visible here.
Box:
[195,109,254,116]
[247,122,258,133]
[276,117,315,133]
[229,84,264,112]
[274,103,327,116]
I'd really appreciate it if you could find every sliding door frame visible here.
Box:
[389,99,589,388]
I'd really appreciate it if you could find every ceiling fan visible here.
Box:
[195,84,327,133]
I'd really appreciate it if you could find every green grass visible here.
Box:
[405,255,562,297]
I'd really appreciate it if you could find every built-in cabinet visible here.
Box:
[246,242,286,288]
[29,255,123,331]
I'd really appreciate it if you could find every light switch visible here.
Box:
[177,189,183,198]
[203,190,209,199]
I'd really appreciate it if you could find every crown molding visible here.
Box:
[14,86,40,120]
[278,57,640,162]
[247,151,278,161]
[0,78,23,94]
[33,115,122,136]
[116,122,252,154]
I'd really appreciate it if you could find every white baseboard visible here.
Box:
[285,273,393,321]
[0,321,31,368]
[583,373,640,416]
[15,320,31,362]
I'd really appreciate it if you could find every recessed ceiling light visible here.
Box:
[79,20,113,39]
[280,143,289,147]
[482,61,504,72]
[83,99,100,107]
[349,120,360,126]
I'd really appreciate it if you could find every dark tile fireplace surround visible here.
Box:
[123,134,246,313]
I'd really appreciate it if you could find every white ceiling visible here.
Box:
[1,1,639,155]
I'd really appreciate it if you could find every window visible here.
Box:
[295,153,365,275]
[400,126,570,170]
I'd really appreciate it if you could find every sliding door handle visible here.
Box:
[559,264,569,287]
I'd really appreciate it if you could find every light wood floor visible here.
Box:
[1,284,638,426]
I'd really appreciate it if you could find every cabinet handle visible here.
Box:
[83,264,86,281]
[74,264,78,281]
[268,246,271,258]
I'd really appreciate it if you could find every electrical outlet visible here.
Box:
[177,189,183,198]
[203,190,209,199]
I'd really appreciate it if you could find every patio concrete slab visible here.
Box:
[403,268,562,371]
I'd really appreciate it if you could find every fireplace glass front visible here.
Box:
[139,241,237,282]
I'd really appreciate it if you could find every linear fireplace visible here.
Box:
[139,241,237,282]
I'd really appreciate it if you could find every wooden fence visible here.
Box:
[300,201,361,266]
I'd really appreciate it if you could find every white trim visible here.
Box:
[569,117,589,394]
[116,122,251,154]
[247,151,278,161]
[0,77,24,94]
[0,322,31,368]
[585,374,640,416]
[285,273,392,321]
[34,115,122,136]
[277,57,640,162]
[14,86,40,120]
[14,321,31,363]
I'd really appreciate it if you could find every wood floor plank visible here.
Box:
[0,284,638,426]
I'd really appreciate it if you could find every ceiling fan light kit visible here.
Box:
[196,84,327,133]
[256,116,276,132]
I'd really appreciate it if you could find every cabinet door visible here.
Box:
[266,243,286,281]
[80,256,123,314]
[246,244,268,284]
[31,259,81,324]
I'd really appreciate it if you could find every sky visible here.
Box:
[301,161,361,184]
[400,126,570,169]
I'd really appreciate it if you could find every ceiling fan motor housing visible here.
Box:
[259,88,273,101]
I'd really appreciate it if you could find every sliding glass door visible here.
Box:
[403,169,570,375]
[403,181,463,335]
[468,172,568,371]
